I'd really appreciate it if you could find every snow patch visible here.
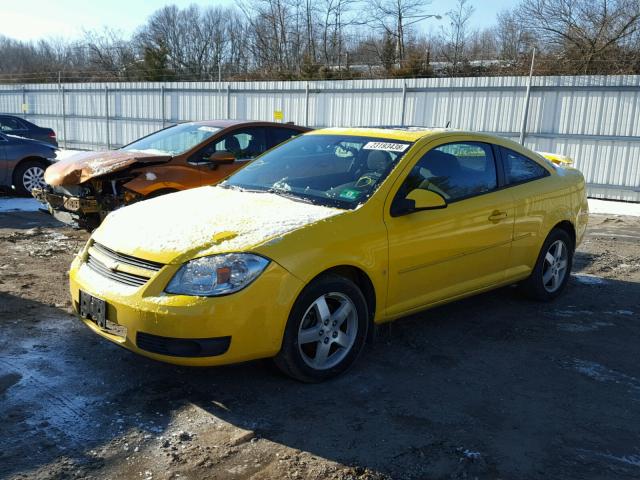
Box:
[95,186,344,259]
[571,359,640,394]
[557,321,614,332]
[77,263,139,297]
[0,197,44,212]
[589,199,640,217]
[54,149,86,161]
[572,273,607,285]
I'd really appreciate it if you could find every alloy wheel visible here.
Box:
[542,239,569,293]
[22,166,46,192]
[297,292,358,370]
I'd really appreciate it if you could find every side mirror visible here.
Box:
[206,151,236,164]
[390,189,447,217]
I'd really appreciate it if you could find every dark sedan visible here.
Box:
[0,132,57,195]
[0,115,58,147]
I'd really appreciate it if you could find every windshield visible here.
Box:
[122,123,221,156]
[221,134,412,209]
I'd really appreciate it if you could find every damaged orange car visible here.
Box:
[33,120,309,229]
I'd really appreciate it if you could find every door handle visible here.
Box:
[488,210,508,222]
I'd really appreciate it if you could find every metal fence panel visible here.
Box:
[0,75,638,201]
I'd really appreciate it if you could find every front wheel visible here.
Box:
[274,274,369,382]
[520,228,573,301]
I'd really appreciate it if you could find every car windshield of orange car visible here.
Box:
[221,134,413,209]
[122,123,221,156]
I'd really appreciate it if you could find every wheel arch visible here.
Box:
[310,265,377,326]
[551,220,576,251]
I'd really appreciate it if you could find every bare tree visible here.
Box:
[440,0,475,74]
[495,9,534,68]
[369,0,439,64]
[516,0,640,73]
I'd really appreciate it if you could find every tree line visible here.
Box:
[1,0,639,83]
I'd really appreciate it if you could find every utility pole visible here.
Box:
[519,47,536,145]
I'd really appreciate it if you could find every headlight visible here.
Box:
[165,253,269,296]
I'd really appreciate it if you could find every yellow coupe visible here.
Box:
[69,127,589,382]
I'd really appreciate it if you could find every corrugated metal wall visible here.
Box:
[1,75,638,201]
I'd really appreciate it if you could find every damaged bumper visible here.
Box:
[32,187,99,214]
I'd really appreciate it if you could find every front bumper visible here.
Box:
[32,187,99,214]
[69,252,303,367]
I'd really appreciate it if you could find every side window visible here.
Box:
[266,127,301,149]
[402,142,497,201]
[214,128,267,160]
[0,117,25,132]
[502,148,549,185]
[192,128,268,163]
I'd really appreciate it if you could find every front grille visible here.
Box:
[92,242,163,271]
[85,242,164,288]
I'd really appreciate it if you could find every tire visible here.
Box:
[13,159,48,196]
[520,228,574,301]
[274,274,369,382]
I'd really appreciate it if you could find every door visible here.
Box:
[0,134,7,186]
[191,127,268,185]
[384,140,515,317]
[498,146,555,278]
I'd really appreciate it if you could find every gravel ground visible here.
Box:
[0,206,639,480]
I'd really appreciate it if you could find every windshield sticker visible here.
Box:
[198,126,220,133]
[363,141,409,152]
[339,189,362,200]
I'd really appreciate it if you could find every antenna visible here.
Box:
[445,120,451,128]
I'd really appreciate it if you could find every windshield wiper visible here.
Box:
[267,188,317,205]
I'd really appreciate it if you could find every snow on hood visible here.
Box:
[44,150,172,186]
[92,186,344,264]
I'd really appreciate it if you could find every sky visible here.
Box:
[0,0,518,43]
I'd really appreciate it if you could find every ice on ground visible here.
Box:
[557,321,614,332]
[589,199,640,217]
[0,197,44,212]
[572,359,640,394]
[572,273,607,285]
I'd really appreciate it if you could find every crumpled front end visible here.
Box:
[33,176,144,230]
[35,150,169,230]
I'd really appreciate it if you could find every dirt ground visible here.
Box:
[1,204,639,480]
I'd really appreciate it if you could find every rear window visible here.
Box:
[502,148,549,185]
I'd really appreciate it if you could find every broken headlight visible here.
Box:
[165,254,270,296]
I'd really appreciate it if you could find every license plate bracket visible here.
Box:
[79,290,107,329]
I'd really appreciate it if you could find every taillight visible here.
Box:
[49,131,56,138]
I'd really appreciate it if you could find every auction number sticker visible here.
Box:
[363,142,410,152]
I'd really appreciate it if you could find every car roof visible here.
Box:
[186,120,309,130]
[307,126,457,142]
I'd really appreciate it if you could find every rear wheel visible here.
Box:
[274,274,369,382]
[13,159,48,195]
[520,228,573,301]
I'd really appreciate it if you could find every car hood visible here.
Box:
[92,186,344,264]
[44,150,172,186]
